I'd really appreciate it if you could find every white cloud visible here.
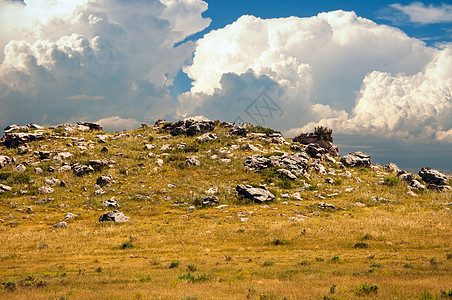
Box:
[0,0,210,131]
[182,10,449,141]
[390,2,452,24]
[95,116,142,132]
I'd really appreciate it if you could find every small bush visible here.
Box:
[314,126,333,142]
[120,237,136,249]
[0,173,11,181]
[362,233,373,240]
[262,260,274,267]
[331,255,341,263]
[271,239,288,246]
[384,176,400,186]
[186,264,197,272]
[353,242,369,249]
[2,281,16,292]
[419,290,439,300]
[169,260,180,269]
[354,283,378,296]
[248,125,280,135]
[441,289,452,298]
[178,272,210,283]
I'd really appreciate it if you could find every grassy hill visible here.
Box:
[0,121,451,299]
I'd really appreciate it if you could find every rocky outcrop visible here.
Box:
[0,184,12,193]
[196,133,218,143]
[341,152,371,168]
[99,211,129,222]
[89,160,110,171]
[194,196,219,207]
[167,119,215,136]
[186,156,200,167]
[97,174,113,186]
[244,153,309,177]
[72,163,94,176]
[418,167,448,186]
[384,162,400,173]
[102,199,119,208]
[76,121,103,131]
[2,132,45,148]
[293,132,339,157]
[236,185,275,203]
[244,155,271,171]
[397,170,415,183]
[229,126,248,137]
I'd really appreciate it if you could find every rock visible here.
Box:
[270,153,309,176]
[38,186,54,194]
[57,152,73,160]
[95,188,106,196]
[38,151,50,160]
[409,179,426,190]
[418,167,448,186]
[156,159,164,166]
[17,144,30,155]
[293,132,339,157]
[76,121,103,131]
[47,166,55,173]
[0,184,12,193]
[277,169,297,180]
[0,155,11,169]
[220,158,231,163]
[89,160,110,171]
[53,221,67,229]
[72,163,94,176]
[14,164,26,172]
[341,152,371,168]
[64,212,77,220]
[236,184,275,203]
[205,187,218,194]
[166,119,215,136]
[44,177,61,186]
[102,199,119,208]
[186,156,200,167]
[194,196,219,207]
[99,211,129,223]
[244,155,271,171]
[160,144,173,152]
[35,167,43,174]
[427,184,451,192]
[2,132,45,148]
[318,202,336,209]
[312,162,327,175]
[97,174,113,186]
[101,146,109,153]
[397,170,415,183]
[306,143,328,158]
[58,165,72,173]
[384,162,400,173]
[229,126,248,137]
[196,133,218,143]
[268,133,285,145]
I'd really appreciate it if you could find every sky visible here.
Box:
[0,0,451,172]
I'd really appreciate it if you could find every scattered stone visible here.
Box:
[95,188,106,196]
[268,133,285,144]
[418,167,448,186]
[186,156,200,167]
[196,133,218,143]
[341,152,371,168]
[353,202,366,207]
[0,155,11,169]
[102,199,119,208]
[98,211,129,223]
[288,217,305,222]
[384,162,400,173]
[397,170,415,183]
[14,164,26,172]
[160,144,173,152]
[0,184,12,193]
[205,187,218,194]
[156,159,164,166]
[343,171,352,178]
[72,163,94,176]
[47,166,55,172]
[89,160,110,171]
[318,202,336,209]
[101,146,109,153]
[194,196,219,207]
[229,126,248,137]
[312,162,327,175]
[293,131,339,157]
[409,179,426,190]
[220,158,231,163]
[38,151,50,160]
[17,144,30,155]
[64,212,77,220]
[44,177,61,186]
[236,184,275,203]
[53,221,67,229]
[38,186,54,194]
[97,174,114,186]
[292,193,302,201]
[35,167,43,175]
[58,165,72,173]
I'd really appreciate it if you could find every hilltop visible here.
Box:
[0,119,451,299]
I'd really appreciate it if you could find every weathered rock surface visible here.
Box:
[277,169,297,180]
[89,160,110,171]
[53,221,68,228]
[186,156,200,167]
[418,167,448,186]
[14,164,26,172]
[44,177,62,186]
[167,119,215,136]
[0,155,11,168]
[0,184,12,193]
[229,126,248,137]
[244,153,309,176]
[194,196,219,207]
[293,132,339,157]
[102,199,119,208]
[2,132,45,148]
[38,186,54,194]
[318,202,337,209]
[384,162,400,173]
[236,185,275,203]
[97,174,113,186]
[341,152,371,168]
[99,211,129,222]
[196,133,218,143]
[72,163,94,176]
[76,121,103,131]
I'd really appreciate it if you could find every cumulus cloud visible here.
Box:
[95,116,142,132]
[182,10,448,140]
[0,0,210,131]
[390,2,452,24]
[287,47,452,142]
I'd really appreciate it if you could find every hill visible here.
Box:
[0,120,451,299]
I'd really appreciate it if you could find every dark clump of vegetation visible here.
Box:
[271,239,288,246]
[169,259,180,269]
[384,176,400,186]
[354,283,378,296]
[353,242,369,249]
[178,272,211,283]
[314,126,333,142]
[120,237,136,249]
[248,125,280,135]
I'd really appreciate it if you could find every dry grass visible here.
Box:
[0,124,451,299]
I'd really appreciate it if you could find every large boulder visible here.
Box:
[0,155,11,169]
[236,185,275,203]
[418,167,448,186]
[229,126,248,137]
[341,152,371,168]
[293,132,339,157]
[72,163,94,176]
[196,133,218,143]
[2,132,45,148]
[244,153,309,177]
[77,121,103,131]
[97,174,114,186]
[99,211,129,222]
[167,119,215,136]
[244,155,271,172]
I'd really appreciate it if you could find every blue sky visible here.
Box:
[0,0,451,171]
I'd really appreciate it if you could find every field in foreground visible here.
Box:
[0,122,451,299]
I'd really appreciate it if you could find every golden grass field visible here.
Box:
[0,123,451,299]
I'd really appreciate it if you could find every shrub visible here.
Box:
[262,260,274,267]
[248,125,280,135]
[120,237,136,249]
[178,272,210,283]
[314,126,333,142]
[353,242,369,249]
[354,283,378,296]
[169,260,180,269]
[384,176,400,186]
[271,239,288,246]
[186,264,197,272]
[441,289,452,298]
